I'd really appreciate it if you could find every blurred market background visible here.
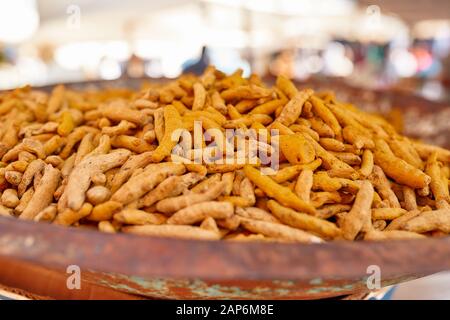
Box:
[0,0,449,101]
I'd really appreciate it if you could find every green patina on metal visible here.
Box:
[86,270,424,299]
[309,278,323,285]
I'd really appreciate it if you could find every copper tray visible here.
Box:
[0,217,450,299]
[0,78,449,299]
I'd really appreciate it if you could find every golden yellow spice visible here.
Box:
[0,67,449,243]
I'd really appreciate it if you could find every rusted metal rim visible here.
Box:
[0,217,449,281]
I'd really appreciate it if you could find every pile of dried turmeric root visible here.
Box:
[0,66,449,243]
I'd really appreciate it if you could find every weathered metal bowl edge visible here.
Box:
[1,217,449,280]
[1,217,448,299]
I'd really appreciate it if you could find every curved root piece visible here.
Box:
[141,172,205,207]
[114,209,167,225]
[340,180,374,240]
[279,134,315,165]
[54,203,93,226]
[426,152,450,203]
[101,101,150,125]
[404,209,450,233]
[235,207,280,224]
[200,216,220,233]
[156,181,226,214]
[167,201,233,225]
[34,204,57,222]
[371,208,406,220]
[369,165,401,208]
[243,165,316,215]
[275,89,313,126]
[267,200,341,239]
[374,147,431,189]
[239,217,323,243]
[110,151,154,193]
[364,230,425,241]
[111,162,185,205]
[101,120,136,136]
[151,105,182,162]
[65,149,131,211]
[17,159,45,196]
[2,138,45,162]
[122,224,221,240]
[86,200,122,221]
[86,185,111,205]
[19,164,60,220]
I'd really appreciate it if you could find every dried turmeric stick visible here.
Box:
[319,138,346,152]
[271,159,322,183]
[192,83,206,111]
[372,208,407,220]
[101,101,150,125]
[34,204,57,222]
[404,209,450,233]
[369,165,401,208]
[310,96,342,139]
[17,159,45,196]
[156,181,226,214]
[64,149,130,211]
[141,172,204,207]
[167,201,233,225]
[54,203,93,226]
[86,200,122,221]
[122,224,221,240]
[239,217,323,243]
[389,137,424,170]
[2,138,46,162]
[374,140,431,189]
[243,165,316,215]
[47,85,65,115]
[111,162,185,205]
[301,132,356,176]
[279,134,315,165]
[267,200,341,239]
[151,105,182,162]
[19,164,61,220]
[342,125,374,149]
[200,216,220,233]
[341,180,374,240]
[101,120,136,136]
[364,229,425,241]
[294,169,313,202]
[235,206,280,224]
[113,209,166,225]
[274,89,313,127]
[426,152,450,202]
[221,85,272,101]
[57,111,75,136]
[275,75,298,99]
[109,151,154,193]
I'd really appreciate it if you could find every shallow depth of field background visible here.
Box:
[0,0,448,103]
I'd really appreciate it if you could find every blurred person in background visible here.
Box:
[182,46,210,75]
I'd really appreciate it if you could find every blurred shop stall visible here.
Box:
[0,0,449,102]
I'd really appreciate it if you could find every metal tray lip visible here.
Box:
[0,216,449,281]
